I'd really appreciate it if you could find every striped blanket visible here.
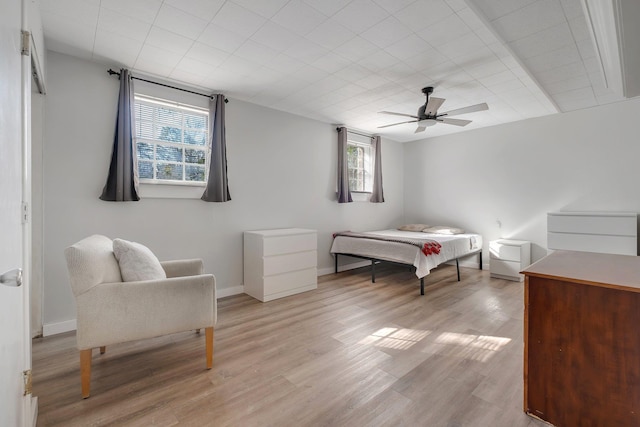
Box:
[333,231,442,256]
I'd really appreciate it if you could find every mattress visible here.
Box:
[330,229,482,278]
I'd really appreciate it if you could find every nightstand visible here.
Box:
[490,239,531,282]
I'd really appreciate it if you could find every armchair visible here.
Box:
[64,234,216,398]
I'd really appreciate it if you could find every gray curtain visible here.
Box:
[201,94,231,202]
[370,135,385,203]
[99,69,140,201]
[337,126,352,203]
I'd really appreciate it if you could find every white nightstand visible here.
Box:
[490,239,531,282]
[244,228,317,302]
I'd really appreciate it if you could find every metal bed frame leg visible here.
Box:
[420,278,424,295]
[372,260,376,283]
[335,253,338,274]
[479,252,483,270]
[456,259,460,281]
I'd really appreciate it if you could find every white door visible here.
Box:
[1,0,31,425]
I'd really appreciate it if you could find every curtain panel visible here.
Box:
[99,68,140,202]
[336,126,352,203]
[201,94,231,202]
[370,135,384,203]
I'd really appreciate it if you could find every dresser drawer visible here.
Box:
[263,251,317,276]
[264,267,317,296]
[489,242,521,262]
[263,233,317,256]
[491,259,521,278]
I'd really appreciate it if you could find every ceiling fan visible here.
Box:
[378,86,489,133]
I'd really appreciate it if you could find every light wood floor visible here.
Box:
[33,264,546,427]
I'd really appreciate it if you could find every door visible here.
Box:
[1,0,31,425]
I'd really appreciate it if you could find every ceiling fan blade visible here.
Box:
[440,103,488,117]
[414,125,426,133]
[378,119,419,129]
[441,118,472,127]
[425,97,445,116]
[379,111,419,119]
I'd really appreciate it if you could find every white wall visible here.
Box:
[42,51,404,330]
[403,97,640,263]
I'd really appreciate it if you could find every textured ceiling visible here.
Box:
[39,0,626,142]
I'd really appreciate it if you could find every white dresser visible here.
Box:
[490,239,531,282]
[243,228,317,302]
[547,211,637,256]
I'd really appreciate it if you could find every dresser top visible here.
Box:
[547,211,637,217]
[522,250,640,292]
[245,228,316,237]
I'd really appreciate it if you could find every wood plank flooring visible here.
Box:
[33,264,546,427]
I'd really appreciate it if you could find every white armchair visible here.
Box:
[64,234,216,398]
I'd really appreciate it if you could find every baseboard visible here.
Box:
[42,319,76,336]
[317,260,371,276]
[217,285,245,298]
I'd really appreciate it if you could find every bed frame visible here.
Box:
[333,250,483,295]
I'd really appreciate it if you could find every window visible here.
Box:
[134,95,209,185]
[346,135,373,193]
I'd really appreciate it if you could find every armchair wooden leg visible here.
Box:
[100,346,106,354]
[80,349,92,399]
[205,327,214,370]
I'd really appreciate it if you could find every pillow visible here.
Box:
[398,224,430,232]
[112,238,166,282]
[422,226,465,235]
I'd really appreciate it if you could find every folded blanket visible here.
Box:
[333,231,441,256]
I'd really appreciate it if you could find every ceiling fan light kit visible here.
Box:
[379,86,489,133]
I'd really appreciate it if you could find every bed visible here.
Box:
[330,229,483,295]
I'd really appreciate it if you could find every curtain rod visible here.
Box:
[336,127,374,139]
[107,69,228,103]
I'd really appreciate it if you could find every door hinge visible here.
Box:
[23,370,32,396]
[21,30,30,56]
[21,202,28,224]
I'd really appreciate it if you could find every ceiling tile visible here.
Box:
[283,39,329,63]
[333,36,379,61]
[471,0,538,21]
[174,57,219,78]
[559,0,584,20]
[251,22,299,52]
[97,8,150,42]
[93,30,142,67]
[271,0,328,36]
[567,15,590,41]
[509,22,574,59]
[401,47,449,72]
[305,19,357,50]
[211,2,267,38]
[217,55,262,77]
[302,0,352,17]
[234,39,280,64]
[489,0,566,42]
[310,52,352,74]
[185,42,230,67]
[198,24,247,53]
[145,26,194,55]
[135,44,183,75]
[417,13,471,47]
[232,0,291,18]
[41,14,95,56]
[164,0,225,21]
[436,33,486,61]
[445,0,467,12]
[357,49,402,72]
[44,0,100,27]
[262,53,306,74]
[100,0,162,24]
[153,4,208,40]
[360,16,412,48]
[332,0,388,34]
[384,34,434,61]
[394,0,454,32]
[526,45,582,74]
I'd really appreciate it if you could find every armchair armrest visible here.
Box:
[75,274,216,349]
[160,258,204,278]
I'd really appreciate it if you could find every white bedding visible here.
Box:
[330,229,482,278]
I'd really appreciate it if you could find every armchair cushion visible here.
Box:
[65,235,122,296]
[113,238,166,282]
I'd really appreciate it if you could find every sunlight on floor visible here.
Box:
[434,332,511,362]
[359,327,431,350]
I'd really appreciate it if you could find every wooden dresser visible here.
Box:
[522,250,640,426]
